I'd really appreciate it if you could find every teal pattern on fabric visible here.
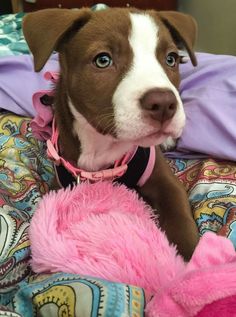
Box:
[0,13,29,56]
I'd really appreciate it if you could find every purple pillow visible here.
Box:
[0,53,236,161]
[167,53,236,161]
[0,54,58,117]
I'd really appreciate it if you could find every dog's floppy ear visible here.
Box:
[158,11,198,66]
[23,8,92,71]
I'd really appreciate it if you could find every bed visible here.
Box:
[0,12,236,317]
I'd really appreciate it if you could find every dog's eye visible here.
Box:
[166,52,179,67]
[94,53,113,68]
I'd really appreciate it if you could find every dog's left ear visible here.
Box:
[158,11,198,66]
[23,8,92,71]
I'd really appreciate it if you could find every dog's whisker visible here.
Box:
[98,119,115,135]
[91,113,116,135]
[89,113,114,125]
[104,122,116,136]
[99,120,116,135]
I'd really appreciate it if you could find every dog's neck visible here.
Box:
[55,95,135,172]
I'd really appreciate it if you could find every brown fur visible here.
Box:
[23,7,199,260]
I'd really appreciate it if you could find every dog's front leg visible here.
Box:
[138,147,199,261]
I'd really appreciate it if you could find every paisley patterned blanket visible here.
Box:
[0,11,236,317]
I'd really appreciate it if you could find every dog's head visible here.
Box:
[23,8,197,148]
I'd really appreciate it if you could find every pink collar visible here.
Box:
[47,118,135,183]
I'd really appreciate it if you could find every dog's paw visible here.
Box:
[160,137,177,152]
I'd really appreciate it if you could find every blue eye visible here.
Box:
[94,53,113,68]
[166,52,179,67]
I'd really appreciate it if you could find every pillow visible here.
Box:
[166,52,236,161]
[1,52,236,161]
[0,54,58,117]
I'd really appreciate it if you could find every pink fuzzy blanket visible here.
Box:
[29,181,236,316]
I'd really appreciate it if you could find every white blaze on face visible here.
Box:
[112,13,185,145]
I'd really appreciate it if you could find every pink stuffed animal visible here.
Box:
[29,181,236,316]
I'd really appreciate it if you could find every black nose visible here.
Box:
[140,89,177,122]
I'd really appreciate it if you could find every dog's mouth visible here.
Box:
[129,120,184,147]
[113,105,185,147]
[114,122,183,147]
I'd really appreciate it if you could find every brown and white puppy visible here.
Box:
[23,7,199,260]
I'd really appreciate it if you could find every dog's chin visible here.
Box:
[132,132,171,148]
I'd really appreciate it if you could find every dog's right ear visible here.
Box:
[23,8,92,72]
[157,11,198,66]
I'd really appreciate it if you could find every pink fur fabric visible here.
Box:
[29,181,184,295]
[146,233,236,317]
[29,181,236,316]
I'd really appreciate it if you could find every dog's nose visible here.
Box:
[140,89,177,122]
